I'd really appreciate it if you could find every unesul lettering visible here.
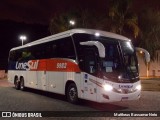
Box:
[16,60,39,70]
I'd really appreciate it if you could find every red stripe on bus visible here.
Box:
[30,59,81,72]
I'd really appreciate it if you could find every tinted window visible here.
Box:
[56,37,76,59]
[72,33,90,54]
[9,36,76,61]
[9,50,20,61]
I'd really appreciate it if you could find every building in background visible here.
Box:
[137,50,160,78]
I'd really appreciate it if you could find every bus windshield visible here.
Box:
[73,33,139,83]
[120,41,139,80]
[99,39,139,83]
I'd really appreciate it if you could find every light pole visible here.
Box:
[19,35,27,46]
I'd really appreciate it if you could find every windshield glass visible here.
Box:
[99,39,139,83]
[120,41,139,80]
[73,33,139,83]
[99,39,124,82]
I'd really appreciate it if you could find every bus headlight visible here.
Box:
[103,84,113,91]
[136,85,141,90]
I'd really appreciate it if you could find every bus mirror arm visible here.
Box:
[136,47,150,63]
[80,41,105,58]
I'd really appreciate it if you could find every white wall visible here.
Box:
[137,51,160,77]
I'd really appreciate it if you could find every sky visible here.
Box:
[0,0,160,24]
[0,0,160,69]
[0,0,109,24]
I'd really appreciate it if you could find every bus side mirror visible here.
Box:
[80,41,105,58]
[136,47,150,63]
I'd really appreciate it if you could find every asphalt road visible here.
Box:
[0,79,159,120]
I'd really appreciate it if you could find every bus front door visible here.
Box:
[81,48,97,102]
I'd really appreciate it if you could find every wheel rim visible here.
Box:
[15,80,19,88]
[20,81,24,89]
[69,87,77,101]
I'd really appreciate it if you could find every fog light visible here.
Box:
[103,84,113,91]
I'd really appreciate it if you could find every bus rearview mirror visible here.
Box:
[80,41,105,58]
[136,47,150,63]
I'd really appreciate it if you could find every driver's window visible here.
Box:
[79,48,97,74]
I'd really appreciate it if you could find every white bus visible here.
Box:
[8,29,150,103]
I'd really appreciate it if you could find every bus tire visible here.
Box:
[20,77,25,91]
[15,77,20,90]
[66,83,78,104]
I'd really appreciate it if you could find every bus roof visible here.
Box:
[10,28,131,51]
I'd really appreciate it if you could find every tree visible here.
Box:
[49,9,96,34]
[107,0,140,38]
[49,12,73,34]
[138,9,160,60]
[77,9,95,28]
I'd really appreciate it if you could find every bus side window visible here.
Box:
[86,59,96,74]
[79,48,97,74]
[9,50,18,61]
[43,40,58,59]
[57,37,76,59]
[32,45,44,59]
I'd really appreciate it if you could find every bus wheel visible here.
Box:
[67,83,78,104]
[15,78,20,90]
[20,78,25,91]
